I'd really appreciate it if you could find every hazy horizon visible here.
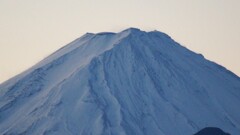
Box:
[0,0,240,83]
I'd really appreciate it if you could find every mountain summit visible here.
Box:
[0,28,240,135]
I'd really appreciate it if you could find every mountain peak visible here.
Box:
[120,27,143,35]
[123,27,141,32]
[84,28,169,39]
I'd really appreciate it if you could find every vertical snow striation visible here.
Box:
[0,28,240,135]
[88,57,126,135]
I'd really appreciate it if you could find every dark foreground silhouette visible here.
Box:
[194,127,230,135]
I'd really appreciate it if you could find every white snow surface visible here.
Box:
[0,28,240,135]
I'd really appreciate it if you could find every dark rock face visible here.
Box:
[194,127,231,135]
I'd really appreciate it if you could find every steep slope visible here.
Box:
[0,28,240,135]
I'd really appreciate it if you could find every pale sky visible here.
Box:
[0,0,240,83]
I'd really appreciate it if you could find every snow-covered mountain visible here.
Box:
[0,28,240,135]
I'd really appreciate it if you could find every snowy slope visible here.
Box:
[0,28,240,135]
